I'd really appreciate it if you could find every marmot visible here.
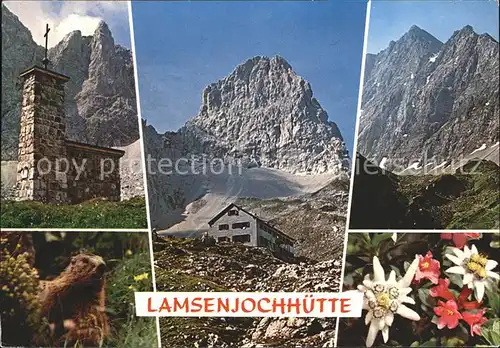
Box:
[36,253,109,347]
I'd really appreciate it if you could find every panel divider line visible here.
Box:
[334,0,372,346]
[127,1,162,347]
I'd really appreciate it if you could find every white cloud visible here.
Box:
[4,1,128,47]
[53,14,102,42]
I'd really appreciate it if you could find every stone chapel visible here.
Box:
[15,64,124,204]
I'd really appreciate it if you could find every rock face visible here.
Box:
[237,176,350,261]
[144,56,351,235]
[180,55,349,174]
[1,5,44,159]
[116,139,146,201]
[1,5,139,160]
[142,123,190,224]
[358,25,499,171]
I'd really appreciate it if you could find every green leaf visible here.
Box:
[371,233,395,249]
[420,338,438,347]
[442,336,466,347]
[483,330,500,346]
[421,281,433,289]
[343,274,354,286]
[447,273,463,288]
[410,341,420,347]
[105,307,118,315]
[346,244,355,253]
[362,233,371,244]
[390,265,401,277]
[485,283,500,314]
[489,233,500,249]
[418,288,431,307]
[493,320,500,333]
[45,232,63,242]
[482,319,500,346]
[404,261,411,272]
[354,266,366,277]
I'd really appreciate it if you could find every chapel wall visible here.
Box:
[16,68,69,203]
[65,144,122,203]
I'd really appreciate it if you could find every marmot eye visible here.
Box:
[82,257,89,264]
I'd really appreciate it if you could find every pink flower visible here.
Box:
[430,281,483,311]
[430,278,455,301]
[457,288,482,310]
[414,251,440,284]
[440,233,481,249]
[434,300,463,329]
[462,309,488,336]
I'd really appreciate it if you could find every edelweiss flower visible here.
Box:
[445,244,499,302]
[357,256,421,347]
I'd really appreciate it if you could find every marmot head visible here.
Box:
[62,253,106,287]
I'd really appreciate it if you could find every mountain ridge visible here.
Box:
[144,55,350,260]
[358,24,499,172]
[178,55,349,175]
[1,5,139,160]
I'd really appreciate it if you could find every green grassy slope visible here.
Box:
[0,197,147,228]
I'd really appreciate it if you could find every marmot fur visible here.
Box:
[36,253,109,347]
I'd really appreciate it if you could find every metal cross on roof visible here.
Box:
[42,23,50,70]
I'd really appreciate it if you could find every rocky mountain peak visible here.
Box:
[406,24,426,37]
[396,25,442,52]
[49,30,85,65]
[216,55,297,93]
[62,30,82,42]
[369,25,442,70]
[455,24,475,35]
[89,20,115,63]
[1,6,139,159]
[2,4,35,43]
[77,19,129,102]
[181,55,348,174]
[448,24,479,43]
[93,20,113,41]
[231,55,293,77]
[361,26,442,106]
[270,54,292,67]
[357,23,499,171]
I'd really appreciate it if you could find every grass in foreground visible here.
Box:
[105,252,158,348]
[398,161,499,229]
[0,196,147,228]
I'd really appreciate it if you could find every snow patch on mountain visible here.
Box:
[144,56,351,232]
[470,143,487,155]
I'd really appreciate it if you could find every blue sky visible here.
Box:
[368,0,499,53]
[132,1,368,154]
